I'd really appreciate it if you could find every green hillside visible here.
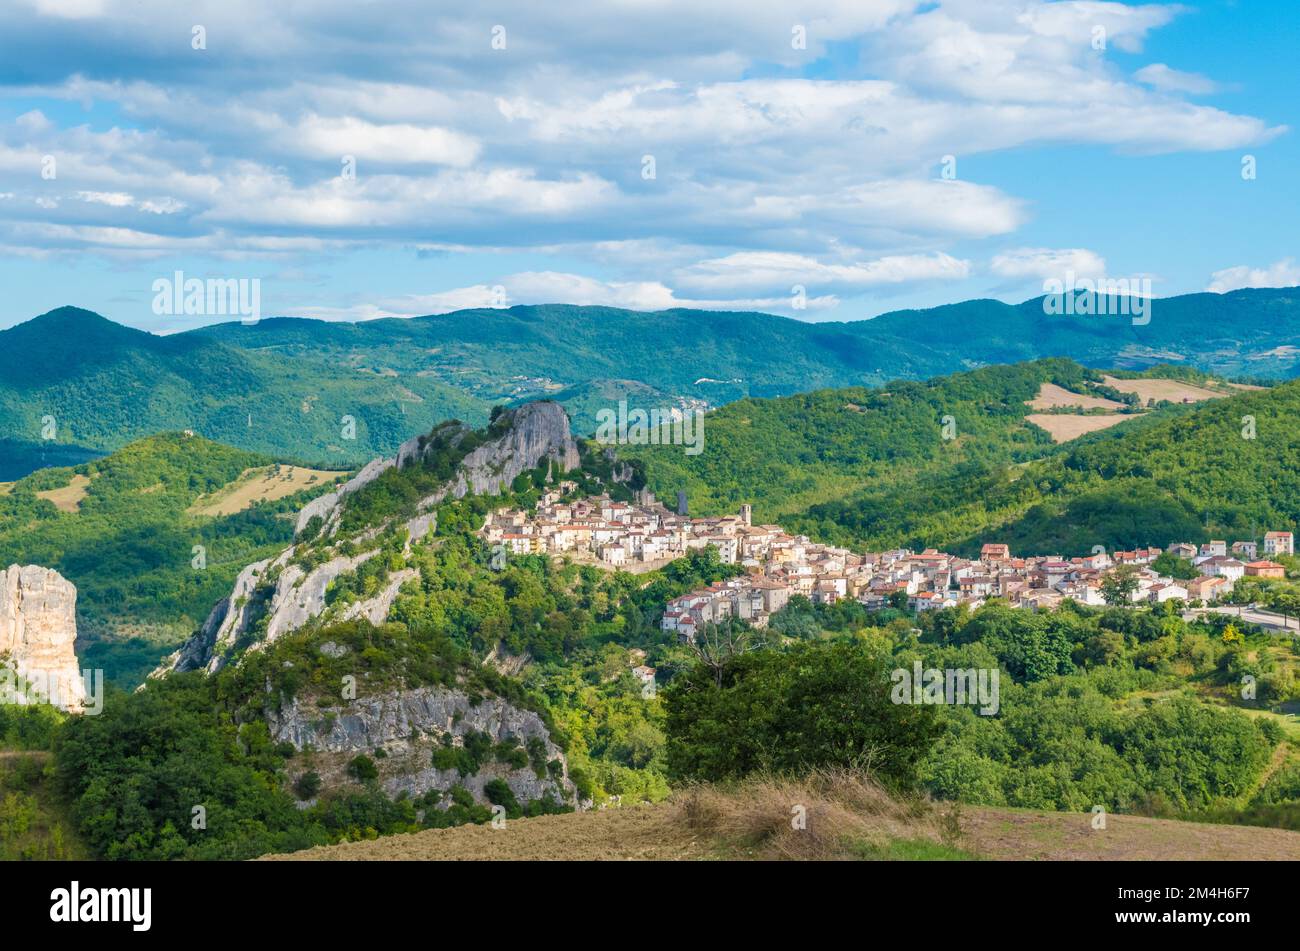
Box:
[618,357,1137,524]
[4,287,1299,480]
[0,307,486,476]
[0,432,347,685]
[627,362,1298,556]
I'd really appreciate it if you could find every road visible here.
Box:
[1184,604,1300,634]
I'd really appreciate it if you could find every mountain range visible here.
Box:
[3,286,1300,479]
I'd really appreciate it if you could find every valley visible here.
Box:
[4,347,1300,864]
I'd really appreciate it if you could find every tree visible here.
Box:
[1101,565,1140,606]
[664,640,944,787]
[685,617,767,688]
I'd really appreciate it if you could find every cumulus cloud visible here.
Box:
[675,251,970,296]
[0,0,1284,316]
[369,270,840,318]
[1207,259,1300,293]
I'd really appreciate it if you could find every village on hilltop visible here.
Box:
[481,487,1295,643]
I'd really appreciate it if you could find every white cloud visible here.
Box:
[1207,259,1300,293]
[991,247,1108,281]
[1135,63,1219,95]
[0,0,1284,314]
[372,270,840,318]
[285,116,480,167]
[676,251,971,295]
[22,0,106,19]
[76,190,134,207]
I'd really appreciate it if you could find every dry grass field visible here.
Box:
[189,465,345,516]
[262,770,1300,862]
[1027,382,1125,411]
[35,473,92,512]
[1100,375,1229,404]
[1024,413,1140,443]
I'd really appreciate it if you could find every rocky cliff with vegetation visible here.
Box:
[0,565,85,712]
[157,401,579,677]
[125,403,587,844]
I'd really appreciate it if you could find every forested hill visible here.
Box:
[4,286,1299,479]
[618,357,1085,520]
[0,431,347,685]
[624,358,1300,556]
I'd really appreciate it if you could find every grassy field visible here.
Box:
[1027,382,1125,411]
[1101,375,1231,404]
[188,464,347,516]
[34,473,92,513]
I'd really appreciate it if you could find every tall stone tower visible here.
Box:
[740,504,752,526]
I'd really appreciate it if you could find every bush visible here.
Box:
[293,771,323,800]
[347,755,378,782]
[664,641,943,788]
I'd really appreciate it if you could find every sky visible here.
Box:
[0,0,1295,333]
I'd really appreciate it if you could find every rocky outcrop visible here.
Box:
[417,402,580,509]
[0,565,85,712]
[295,456,395,538]
[156,551,286,676]
[263,552,378,643]
[339,568,418,626]
[159,401,580,679]
[269,684,575,807]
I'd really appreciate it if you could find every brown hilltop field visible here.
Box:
[261,770,1300,862]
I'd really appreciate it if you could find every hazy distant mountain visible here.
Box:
[3,287,1299,479]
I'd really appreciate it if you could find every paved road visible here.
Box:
[1184,604,1300,634]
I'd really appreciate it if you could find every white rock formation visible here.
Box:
[158,401,581,678]
[0,565,86,712]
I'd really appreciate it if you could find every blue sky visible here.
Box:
[0,0,1294,332]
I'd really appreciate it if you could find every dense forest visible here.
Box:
[623,357,1297,556]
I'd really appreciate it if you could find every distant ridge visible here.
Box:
[3,287,1299,480]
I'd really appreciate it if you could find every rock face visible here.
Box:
[339,568,419,626]
[418,402,581,508]
[0,565,85,712]
[268,684,575,807]
[294,456,394,538]
[158,401,580,679]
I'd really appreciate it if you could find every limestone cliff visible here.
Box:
[414,402,581,508]
[156,401,580,677]
[269,683,576,808]
[0,565,86,712]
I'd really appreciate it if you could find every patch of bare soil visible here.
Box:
[1101,375,1227,404]
[1027,383,1125,411]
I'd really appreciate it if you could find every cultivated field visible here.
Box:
[189,465,345,516]
[261,770,1300,862]
[1027,382,1125,411]
[1101,375,1229,404]
[1024,413,1140,443]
